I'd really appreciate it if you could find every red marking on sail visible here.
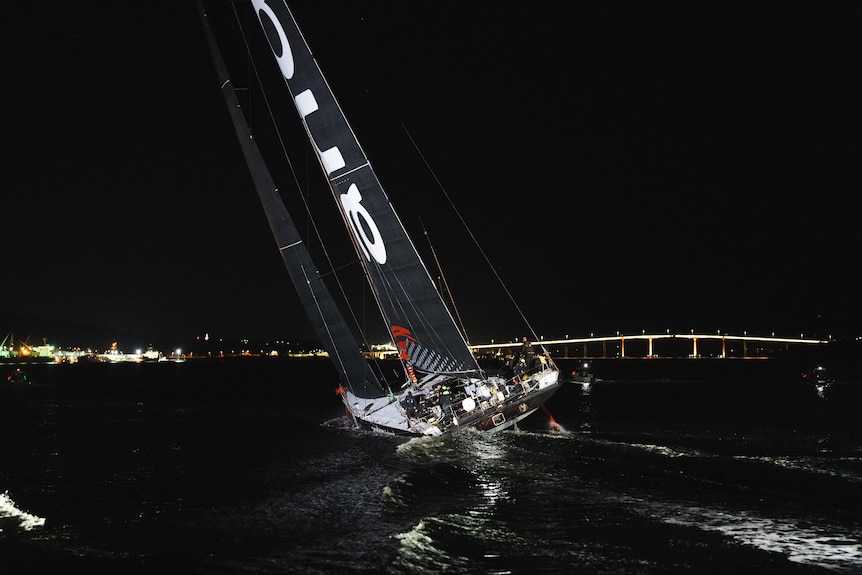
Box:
[391,325,417,361]
[391,326,415,340]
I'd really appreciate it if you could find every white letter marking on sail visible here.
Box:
[252,1,294,79]
[253,3,346,175]
[341,184,386,264]
[295,90,346,173]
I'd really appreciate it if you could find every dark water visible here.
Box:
[2,357,862,574]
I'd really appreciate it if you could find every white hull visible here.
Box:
[342,367,561,437]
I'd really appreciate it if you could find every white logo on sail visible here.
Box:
[253,1,386,266]
[251,0,294,79]
[254,1,345,174]
[341,184,386,264]
[295,90,346,173]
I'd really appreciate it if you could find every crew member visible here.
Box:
[519,336,537,370]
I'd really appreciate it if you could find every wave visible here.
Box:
[736,455,862,484]
[650,500,862,573]
[0,491,45,533]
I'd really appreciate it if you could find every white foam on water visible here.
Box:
[737,454,862,483]
[0,491,46,532]
[655,501,862,573]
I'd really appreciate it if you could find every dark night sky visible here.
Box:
[3,2,860,349]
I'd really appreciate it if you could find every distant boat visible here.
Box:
[141,346,163,362]
[802,365,832,385]
[5,368,29,385]
[567,362,596,396]
[570,362,597,385]
[198,2,561,436]
[802,365,834,391]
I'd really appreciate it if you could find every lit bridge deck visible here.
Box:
[470,333,830,360]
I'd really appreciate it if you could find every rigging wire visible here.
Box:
[401,125,544,346]
[419,218,471,345]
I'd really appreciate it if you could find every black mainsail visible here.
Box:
[245,0,481,382]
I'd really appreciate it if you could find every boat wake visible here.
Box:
[558,432,862,572]
[0,491,45,532]
[736,454,862,484]
[646,499,862,573]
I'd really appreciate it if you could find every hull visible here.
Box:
[463,381,560,432]
[344,367,562,437]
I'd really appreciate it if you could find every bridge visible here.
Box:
[470,333,830,360]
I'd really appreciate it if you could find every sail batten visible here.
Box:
[278,240,303,251]
[329,162,370,182]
